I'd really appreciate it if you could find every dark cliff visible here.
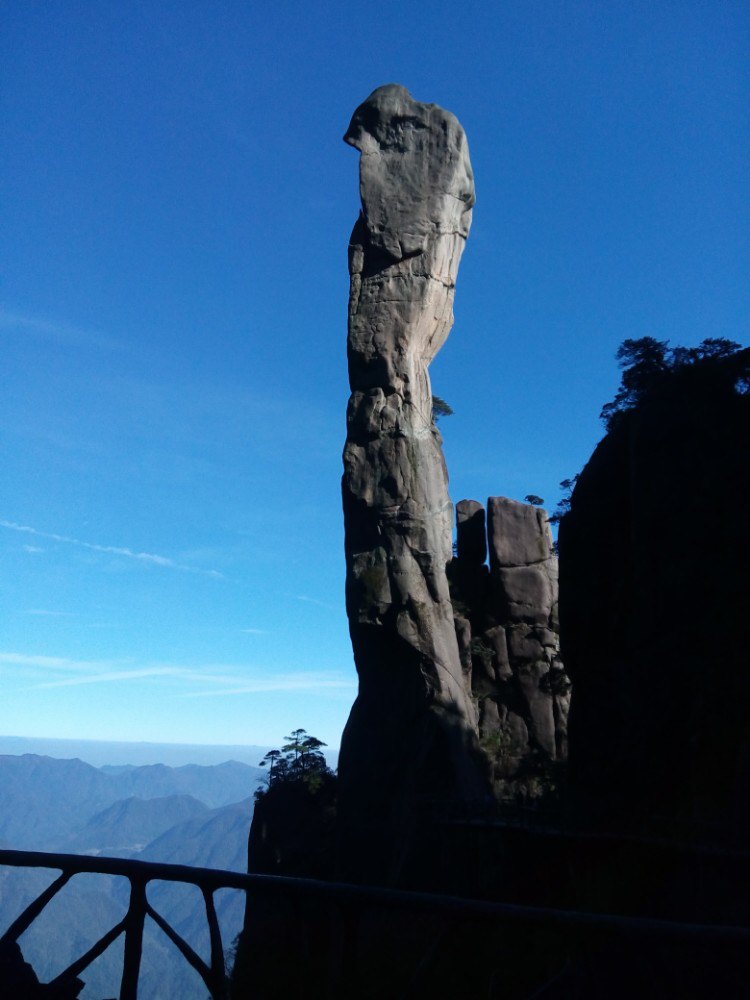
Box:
[231,774,337,1000]
[559,347,750,841]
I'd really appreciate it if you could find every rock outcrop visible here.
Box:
[449,498,569,795]
[233,775,338,1000]
[559,348,750,840]
[338,85,486,884]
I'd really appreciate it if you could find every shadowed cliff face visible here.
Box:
[338,85,486,885]
[559,350,750,840]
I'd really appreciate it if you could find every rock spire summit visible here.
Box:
[338,85,484,883]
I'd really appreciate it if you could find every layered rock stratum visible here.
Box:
[338,84,486,883]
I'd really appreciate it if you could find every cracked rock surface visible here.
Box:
[338,85,485,884]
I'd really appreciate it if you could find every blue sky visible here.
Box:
[1,1,747,749]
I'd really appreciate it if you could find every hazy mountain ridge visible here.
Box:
[61,794,210,856]
[0,754,120,849]
[0,753,260,998]
[137,797,253,871]
[0,753,263,850]
[133,799,253,976]
[108,760,260,809]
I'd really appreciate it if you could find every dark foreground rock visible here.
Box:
[559,347,750,843]
[0,939,83,998]
[230,774,337,1000]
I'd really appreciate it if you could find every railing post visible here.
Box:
[120,878,147,1000]
[203,886,228,1000]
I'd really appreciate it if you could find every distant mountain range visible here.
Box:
[0,752,265,998]
[0,734,276,767]
[61,794,210,856]
[0,753,263,850]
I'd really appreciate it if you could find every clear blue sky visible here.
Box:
[1,1,747,748]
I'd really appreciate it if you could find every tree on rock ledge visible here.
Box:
[257,729,333,798]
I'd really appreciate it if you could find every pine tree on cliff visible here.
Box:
[600,336,745,430]
[257,729,333,798]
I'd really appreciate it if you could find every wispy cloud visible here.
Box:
[239,628,267,635]
[34,667,185,689]
[0,652,114,672]
[0,308,122,351]
[295,595,342,613]
[180,674,356,698]
[25,609,74,617]
[0,520,223,578]
[22,545,44,554]
[0,650,355,698]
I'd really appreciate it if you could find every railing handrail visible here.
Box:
[442,816,750,862]
[0,847,253,891]
[2,847,750,947]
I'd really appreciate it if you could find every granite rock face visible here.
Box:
[450,497,569,793]
[338,85,485,884]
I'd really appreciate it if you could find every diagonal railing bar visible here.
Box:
[0,869,71,945]
[120,879,147,1000]
[145,902,213,989]
[48,917,126,987]
[203,886,228,1000]
[407,921,452,992]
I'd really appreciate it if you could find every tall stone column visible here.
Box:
[338,85,486,885]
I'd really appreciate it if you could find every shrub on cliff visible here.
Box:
[431,394,454,422]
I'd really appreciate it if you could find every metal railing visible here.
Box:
[3,847,750,999]
[0,849,238,999]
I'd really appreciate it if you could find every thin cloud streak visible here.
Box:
[295,595,342,612]
[25,609,74,617]
[0,520,223,578]
[180,677,356,697]
[1,650,354,698]
[0,651,115,672]
[0,307,122,351]
[1,652,225,683]
[33,667,185,689]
